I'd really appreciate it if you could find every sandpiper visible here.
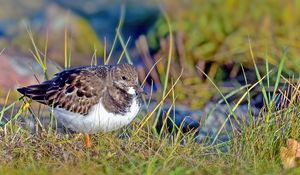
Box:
[17,63,143,147]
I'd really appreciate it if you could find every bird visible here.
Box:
[17,63,144,147]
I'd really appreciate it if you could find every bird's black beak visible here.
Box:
[135,86,146,95]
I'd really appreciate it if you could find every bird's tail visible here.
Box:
[17,84,49,105]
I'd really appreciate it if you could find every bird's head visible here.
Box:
[111,64,144,95]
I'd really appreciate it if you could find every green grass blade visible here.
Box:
[271,48,288,105]
[117,36,131,64]
[248,38,269,107]
[116,31,132,64]
[106,4,125,64]
[153,6,173,131]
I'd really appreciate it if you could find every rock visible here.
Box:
[0,2,104,67]
[152,100,261,145]
[8,4,104,67]
[0,52,59,90]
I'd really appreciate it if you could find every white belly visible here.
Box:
[53,98,140,133]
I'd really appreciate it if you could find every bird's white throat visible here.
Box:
[127,87,136,95]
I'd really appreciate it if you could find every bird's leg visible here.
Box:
[84,133,92,148]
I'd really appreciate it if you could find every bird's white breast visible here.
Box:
[54,97,140,134]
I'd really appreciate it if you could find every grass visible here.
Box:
[1,9,300,175]
[0,108,300,175]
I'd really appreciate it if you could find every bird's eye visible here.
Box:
[122,76,127,80]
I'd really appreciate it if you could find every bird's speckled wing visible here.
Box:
[17,66,108,115]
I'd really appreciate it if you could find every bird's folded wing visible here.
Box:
[17,67,105,115]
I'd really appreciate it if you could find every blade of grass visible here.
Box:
[158,79,177,137]
[91,46,98,66]
[117,36,131,64]
[0,48,5,55]
[146,80,154,109]
[0,90,11,125]
[248,38,269,107]
[141,58,162,87]
[241,64,254,124]
[265,50,270,102]
[153,6,173,131]
[103,37,107,64]
[26,25,49,80]
[68,37,72,68]
[116,31,132,64]
[1,100,31,128]
[44,29,48,69]
[270,48,287,105]
[106,34,118,64]
[26,26,46,72]
[64,22,69,68]
[106,4,125,64]
[0,100,19,116]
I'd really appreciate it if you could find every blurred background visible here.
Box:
[0,0,300,109]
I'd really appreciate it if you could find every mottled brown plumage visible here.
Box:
[17,64,142,116]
